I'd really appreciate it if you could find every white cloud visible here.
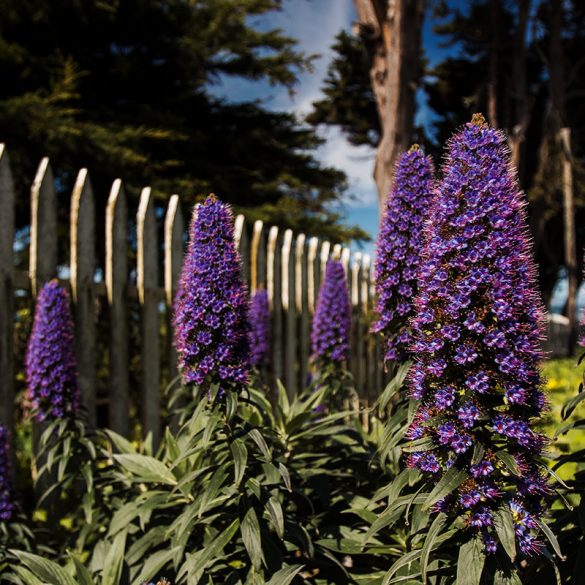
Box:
[317,126,377,207]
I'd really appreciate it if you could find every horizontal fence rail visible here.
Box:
[0,145,386,441]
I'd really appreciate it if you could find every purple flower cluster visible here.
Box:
[373,145,434,362]
[406,115,548,556]
[0,424,14,521]
[174,195,250,390]
[248,289,271,368]
[26,280,79,421]
[311,260,351,363]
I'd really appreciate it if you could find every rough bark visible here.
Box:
[548,0,577,354]
[487,0,501,128]
[354,0,424,209]
[509,0,532,178]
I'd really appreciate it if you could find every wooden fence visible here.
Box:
[0,145,385,445]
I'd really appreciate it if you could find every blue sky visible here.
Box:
[209,1,378,254]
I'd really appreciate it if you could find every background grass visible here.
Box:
[542,357,585,480]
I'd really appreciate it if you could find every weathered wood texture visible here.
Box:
[0,146,15,437]
[0,146,386,439]
[137,187,161,448]
[70,169,97,425]
[105,179,130,436]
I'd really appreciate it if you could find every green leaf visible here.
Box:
[456,536,485,585]
[494,569,522,584]
[422,467,467,511]
[420,513,446,584]
[198,463,229,516]
[230,439,248,487]
[536,518,565,559]
[67,552,93,585]
[11,567,46,585]
[278,463,291,491]
[112,454,177,485]
[561,388,585,420]
[105,429,136,454]
[381,548,422,585]
[377,361,411,412]
[181,518,240,579]
[11,551,79,585]
[493,505,516,561]
[133,547,179,585]
[470,443,485,465]
[265,565,303,585]
[495,451,520,475]
[248,429,271,459]
[266,497,284,538]
[102,530,127,585]
[241,507,263,570]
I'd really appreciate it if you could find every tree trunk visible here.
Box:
[547,0,577,355]
[560,127,578,353]
[509,0,531,178]
[354,0,424,210]
[487,0,501,127]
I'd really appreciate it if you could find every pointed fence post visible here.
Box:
[351,252,363,415]
[282,229,296,398]
[30,158,57,296]
[137,187,161,448]
[234,214,249,287]
[307,237,320,314]
[295,234,309,390]
[70,169,96,425]
[164,195,184,384]
[0,145,15,437]
[361,254,373,430]
[105,179,130,437]
[267,226,283,382]
[250,220,265,293]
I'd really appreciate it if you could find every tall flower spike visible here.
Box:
[372,144,434,362]
[311,260,351,363]
[0,424,15,521]
[407,114,548,556]
[174,195,250,391]
[26,280,79,421]
[248,289,271,368]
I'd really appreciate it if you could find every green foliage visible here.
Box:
[6,374,384,584]
[0,0,366,243]
[306,31,380,148]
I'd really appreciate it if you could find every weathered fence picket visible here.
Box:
[0,145,387,439]
[105,179,130,437]
[137,187,161,447]
[164,194,184,384]
[30,158,57,296]
[0,145,14,437]
[70,169,97,425]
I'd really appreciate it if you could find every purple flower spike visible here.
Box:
[249,289,271,368]
[26,280,79,422]
[0,425,15,521]
[373,145,434,362]
[311,260,351,363]
[174,195,250,391]
[407,115,548,555]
